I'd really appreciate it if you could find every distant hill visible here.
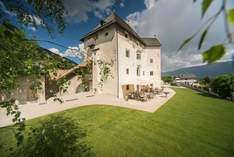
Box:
[162,61,234,78]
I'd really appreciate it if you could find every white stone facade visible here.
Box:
[83,20,161,99]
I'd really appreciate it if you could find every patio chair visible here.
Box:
[139,92,146,102]
[149,93,154,99]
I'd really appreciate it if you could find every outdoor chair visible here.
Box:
[139,92,146,102]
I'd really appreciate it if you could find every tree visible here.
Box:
[200,76,211,85]
[0,0,65,35]
[209,74,234,98]
[178,0,234,64]
[0,0,84,151]
[162,75,174,84]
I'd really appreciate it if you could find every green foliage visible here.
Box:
[209,74,234,98]
[227,9,234,24]
[12,115,94,157]
[162,75,174,84]
[177,35,195,52]
[97,60,114,89]
[200,76,211,85]
[0,21,75,145]
[202,44,226,64]
[198,27,209,49]
[202,0,213,17]
[1,0,66,35]
[76,61,92,91]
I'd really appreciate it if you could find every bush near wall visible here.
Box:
[209,74,234,98]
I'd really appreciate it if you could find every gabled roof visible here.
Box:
[141,38,161,47]
[53,61,89,80]
[80,13,161,47]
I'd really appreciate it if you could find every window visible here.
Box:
[150,58,153,63]
[143,71,145,76]
[150,84,153,87]
[126,85,129,90]
[126,68,129,75]
[105,32,108,36]
[136,53,141,60]
[126,49,130,57]
[136,65,140,76]
[124,32,129,38]
[125,34,128,38]
[150,71,154,76]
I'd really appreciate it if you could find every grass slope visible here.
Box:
[1,88,234,157]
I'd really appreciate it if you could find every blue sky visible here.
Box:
[22,0,148,64]
[2,0,234,72]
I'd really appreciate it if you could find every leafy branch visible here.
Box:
[178,0,234,64]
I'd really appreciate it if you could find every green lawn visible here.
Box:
[1,88,234,157]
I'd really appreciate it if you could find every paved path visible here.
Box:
[0,88,175,127]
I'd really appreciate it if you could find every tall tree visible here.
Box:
[0,0,69,147]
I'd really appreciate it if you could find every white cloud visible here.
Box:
[0,1,16,16]
[25,15,44,31]
[32,15,42,25]
[126,0,233,72]
[120,0,125,7]
[49,48,65,57]
[28,26,36,31]
[144,0,155,9]
[64,0,115,23]
[49,44,85,59]
[126,12,141,30]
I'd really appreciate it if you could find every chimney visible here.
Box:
[100,20,105,25]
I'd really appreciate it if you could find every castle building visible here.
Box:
[81,13,161,99]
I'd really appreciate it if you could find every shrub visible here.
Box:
[12,115,94,157]
[209,74,234,98]
[200,76,211,85]
[162,76,174,84]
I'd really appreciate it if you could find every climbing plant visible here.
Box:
[76,61,93,92]
[97,59,114,89]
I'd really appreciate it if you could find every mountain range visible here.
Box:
[162,61,234,78]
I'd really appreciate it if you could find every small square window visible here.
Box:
[126,68,129,75]
[126,49,130,57]
[105,32,108,36]
[136,54,141,60]
[150,71,154,76]
[150,58,153,63]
